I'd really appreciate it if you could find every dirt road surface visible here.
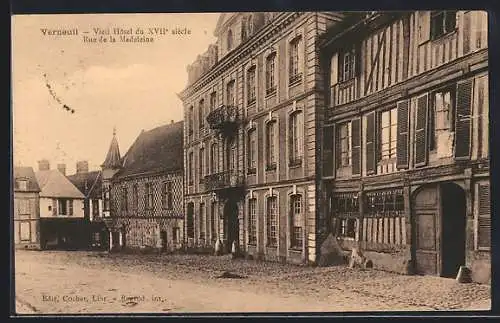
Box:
[13,250,491,314]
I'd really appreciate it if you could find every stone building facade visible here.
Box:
[318,11,489,283]
[102,123,184,252]
[179,12,348,264]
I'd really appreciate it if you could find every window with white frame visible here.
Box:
[267,196,278,247]
[265,52,277,95]
[248,198,257,245]
[266,121,277,170]
[289,36,302,84]
[429,86,456,151]
[58,199,73,216]
[380,108,398,160]
[247,128,257,174]
[92,199,100,216]
[290,194,303,249]
[289,111,303,166]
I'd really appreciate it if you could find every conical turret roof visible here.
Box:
[101,128,122,169]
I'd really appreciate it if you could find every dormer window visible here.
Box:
[227,29,233,51]
[17,180,27,191]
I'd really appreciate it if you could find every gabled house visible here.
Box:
[67,161,107,249]
[102,122,184,252]
[35,162,86,249]
[13,166,41,250]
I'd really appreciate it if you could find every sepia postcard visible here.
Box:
[11,11,491,315]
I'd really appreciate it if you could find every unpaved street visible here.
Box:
[14,250,491,314]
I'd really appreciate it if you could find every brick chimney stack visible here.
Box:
[76,161,89,174]
[57,163,66,176]
[38,159,50,171]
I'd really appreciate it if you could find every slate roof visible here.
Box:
[102,132,122,168]
[13,166,41,192]
[35,170,85,199]
[114,121,184,179]
[67,171,102,199]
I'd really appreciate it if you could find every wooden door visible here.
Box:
[413,185,441,275]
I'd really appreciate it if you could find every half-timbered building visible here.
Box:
[179,12,349,264]
[318,11,489,283]
[102,123,184,252]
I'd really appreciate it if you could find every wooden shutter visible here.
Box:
[477,183,491,249]
[52,199,57,216]
[418,11,431,44]
[366,112,377,174]
[351,118,361,175]
[454,79,473,160]
[323,125,335,177]
[415,94,429,167]
[396,100,410,169]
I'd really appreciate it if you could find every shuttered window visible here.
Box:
[396,100,410,169]
[477,183,491,249]
[380,108,398,160]
[415,94,429,167]
[323,125,335,177]
[351,118,361,175]
[454,79,473,160]
[366,112,377,174]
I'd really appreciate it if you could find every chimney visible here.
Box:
[57,163,66,176]
[38,159,50,171]
[76,161,89,174]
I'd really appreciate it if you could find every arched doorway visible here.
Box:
[224,200,239,251]
[412,182,466,277]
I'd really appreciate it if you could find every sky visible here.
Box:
[12,13,220,174]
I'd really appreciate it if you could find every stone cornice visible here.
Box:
[179,12,305,100]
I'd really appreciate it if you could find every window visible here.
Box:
[380,108,398,160]
[226,80,235,106]
[477,184,490,249]
[162,182,173,210]
[337,122,352,167]
[103,188,110,211]
[228,139,237,171]
[199,147,205,180]
[248,198,257,245]
[332,193,359,239]
[121,187,128,212]
[198,99,205,129]
[339,47,356,82]
[267,196,278,247]
[289,111,303,166]
[17,180,28,191]
[265,52,276,95]
[17,199,30,215]
[247,129,257,174]
[210,92,217,112]
[199,203,205,240]
[431,11,457,40]
[429,86,456,151]
[92,199,99,216]
[289,37,302,84]
[365,189,404,217]
[132,184,138,210]
[241,17,248,41]
[266,121,277,170]
[227,29,233,51]
[20,221,31,241]
[247,66,256,104]
[188,106,194,135]
[290,195,303,248]
[58,199,72,216]
[145,183,153,210]
[188,151,194,185]
[210,143,218,174]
